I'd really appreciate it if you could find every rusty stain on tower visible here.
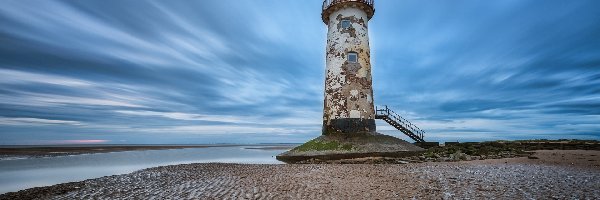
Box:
[321,0,377,135]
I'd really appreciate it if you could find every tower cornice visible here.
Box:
[321,0,375,25]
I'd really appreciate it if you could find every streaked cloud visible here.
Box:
[114,110,247,123]
[0,117,82,126]
[0,69,92,87]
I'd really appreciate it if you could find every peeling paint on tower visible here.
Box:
[321,0,376,135]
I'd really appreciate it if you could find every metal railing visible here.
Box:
[376,105,426,142]
[322,0,375,11]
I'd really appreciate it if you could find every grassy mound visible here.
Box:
[276,132,425,163]
[292,139,354,152]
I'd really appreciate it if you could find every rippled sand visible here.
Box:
[2,150,599,199]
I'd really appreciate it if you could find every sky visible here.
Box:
[0,0,599,145]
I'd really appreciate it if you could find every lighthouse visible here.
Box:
[321,0,376,135]
[277,0,426,164]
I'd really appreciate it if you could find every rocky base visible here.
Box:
[295,152,532,164]
[276,132,424,163]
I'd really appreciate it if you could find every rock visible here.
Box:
[528,156,539,159]
[396,160,409,164]
[464,155,472,161]
[450,152,468,161]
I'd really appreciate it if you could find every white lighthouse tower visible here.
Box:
[321,0,376,135]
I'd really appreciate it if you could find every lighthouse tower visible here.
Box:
[321,0,376,135]
[277,0,426,163]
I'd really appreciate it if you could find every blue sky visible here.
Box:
[1,0,599,144]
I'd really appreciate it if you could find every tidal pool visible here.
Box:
[0,145,292,194]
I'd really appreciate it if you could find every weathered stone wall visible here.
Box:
[322,6,375,135]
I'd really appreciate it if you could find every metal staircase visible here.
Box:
[375,105,426,142]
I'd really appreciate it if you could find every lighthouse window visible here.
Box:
[341,20,351,29]
[348,52,358,63]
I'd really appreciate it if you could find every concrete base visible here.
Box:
[276,132,425,163]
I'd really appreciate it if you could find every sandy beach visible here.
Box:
[1,150,598,199]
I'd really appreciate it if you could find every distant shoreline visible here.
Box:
[0,144,296,160]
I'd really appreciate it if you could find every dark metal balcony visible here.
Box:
[321,0,375,24]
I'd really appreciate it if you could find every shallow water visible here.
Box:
[0,145,292,194]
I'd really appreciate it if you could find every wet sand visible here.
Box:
[1,150,598,199]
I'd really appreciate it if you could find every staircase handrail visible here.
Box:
[375,105,426,141]
[388,109,425,136]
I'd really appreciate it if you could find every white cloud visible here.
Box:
[0,117,82,126]
[115,110,246,123]
[0,69,152,108]
[114,108,324,128]
[216,69,291,106]
[22,93,146,108]
[136,125,296,135]
[0,69,92,87]
[0,94,144,108]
